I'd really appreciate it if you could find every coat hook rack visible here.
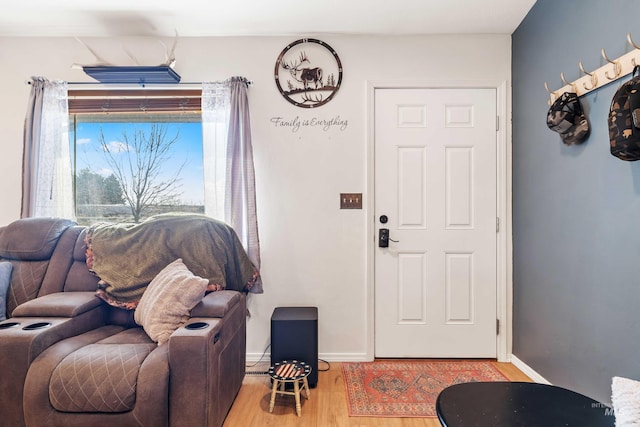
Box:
[545,32,640,103]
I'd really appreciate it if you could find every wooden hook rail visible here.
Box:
[545,32,640,105]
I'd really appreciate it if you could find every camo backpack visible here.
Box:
[609,65,640,161]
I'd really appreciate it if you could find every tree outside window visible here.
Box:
[70,114,204,225]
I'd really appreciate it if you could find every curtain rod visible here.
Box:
[25,79,253,87]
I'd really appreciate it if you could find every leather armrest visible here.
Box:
[12,292,103,318]
[190,290,241,318]
[168,292,246,427]
[170,317,223,342]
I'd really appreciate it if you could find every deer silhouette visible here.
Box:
[282,51,323,90]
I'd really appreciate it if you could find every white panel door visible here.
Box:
[374,88,497,357]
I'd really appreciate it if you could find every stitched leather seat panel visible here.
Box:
[5,260,49,314]
[49,343,156,413]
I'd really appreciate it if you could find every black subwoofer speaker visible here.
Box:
[270,306,318,387]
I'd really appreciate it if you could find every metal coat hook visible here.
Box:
[578,61,598,90]
[560,72,577,93]
[601,48,621,80]
[628,33,640,50]
[544,81,557,105]
[628,33,640,67]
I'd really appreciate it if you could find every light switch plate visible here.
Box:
[340,193,362,209]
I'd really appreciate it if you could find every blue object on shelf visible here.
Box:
[82,66,181,85]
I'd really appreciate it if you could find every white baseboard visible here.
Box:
[317,353,372,362]
[249,352,548,376]
[245,353,270,364]
[246,352,371,363]
[509,354,551,384]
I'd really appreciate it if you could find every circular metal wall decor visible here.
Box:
[274,38,342,108]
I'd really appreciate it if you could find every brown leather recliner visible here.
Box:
[0,217,247,427]
[0,218,106,427]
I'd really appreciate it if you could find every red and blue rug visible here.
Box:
[342,360,508,417]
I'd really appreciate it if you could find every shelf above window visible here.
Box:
[82,66,181,85]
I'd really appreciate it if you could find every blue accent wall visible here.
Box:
[513,0,640,403]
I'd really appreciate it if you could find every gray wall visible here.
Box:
[512,0,640,403]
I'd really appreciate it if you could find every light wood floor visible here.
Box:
[223,360,532,427]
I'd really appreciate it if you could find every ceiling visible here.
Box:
[0,0,536,38]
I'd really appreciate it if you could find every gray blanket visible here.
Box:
[87,213,259,303]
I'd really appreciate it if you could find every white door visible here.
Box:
[374,88,497,358]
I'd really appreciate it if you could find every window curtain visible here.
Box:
[21,77,74,219]
[202,81,230,221]
[202,77,262,293]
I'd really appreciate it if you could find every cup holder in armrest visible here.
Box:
[22,322,52,331]
[185,322,209,330]
[0,322,20,330]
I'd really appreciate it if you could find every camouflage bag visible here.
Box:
[609,65,640,161]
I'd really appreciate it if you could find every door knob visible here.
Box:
[379,228,390,247]
[378,229,399,247]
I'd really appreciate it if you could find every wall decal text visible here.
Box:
[270,115,349,133]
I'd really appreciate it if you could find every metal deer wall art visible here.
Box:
[274,38,343,108]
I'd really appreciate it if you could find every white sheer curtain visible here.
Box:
[21,78,74,219]
[202,82,230,220]
[202,78,262,292]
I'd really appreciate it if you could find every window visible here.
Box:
[68,89,204,226]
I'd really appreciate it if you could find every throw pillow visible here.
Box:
[134,258,208,345]
[0,262,13,321]
[612,376,640,426]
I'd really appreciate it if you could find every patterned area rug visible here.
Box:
[342,360,508,417]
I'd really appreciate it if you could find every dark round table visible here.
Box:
[436,381,615,427]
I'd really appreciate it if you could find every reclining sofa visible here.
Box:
[0,216,251,427]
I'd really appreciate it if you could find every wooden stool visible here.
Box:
[268,360,311,416]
